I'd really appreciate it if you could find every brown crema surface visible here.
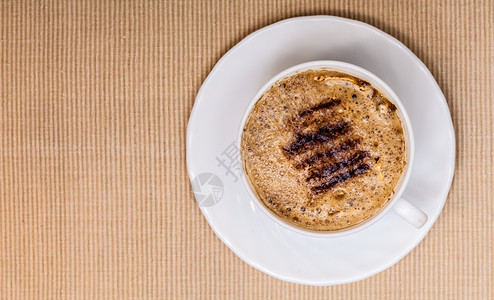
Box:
[241,69,407,231]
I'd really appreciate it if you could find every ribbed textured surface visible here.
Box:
[0,0,492,299]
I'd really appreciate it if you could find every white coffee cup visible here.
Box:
[238,60,428,237]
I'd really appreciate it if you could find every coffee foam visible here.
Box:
[241,70,407,231]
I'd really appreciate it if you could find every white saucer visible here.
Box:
[187,16,455,286]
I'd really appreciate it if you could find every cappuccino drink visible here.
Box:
[241,69,407,231]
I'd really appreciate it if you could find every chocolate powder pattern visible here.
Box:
[282,100,371,195]
[282,121,350,156]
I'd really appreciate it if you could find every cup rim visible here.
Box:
[237,60,415,238]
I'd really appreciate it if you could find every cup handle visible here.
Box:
[393,197,428,228]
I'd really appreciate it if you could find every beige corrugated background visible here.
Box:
[0,0,493,299]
